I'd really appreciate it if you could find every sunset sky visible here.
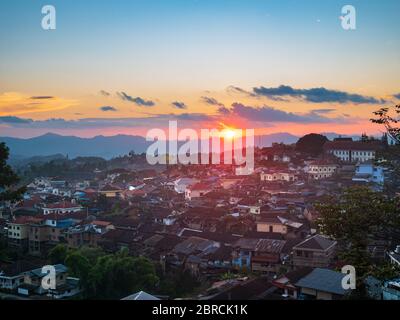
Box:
[0,0,399,138]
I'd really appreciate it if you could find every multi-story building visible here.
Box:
[8,216,43,252]
[307,161,339,180]
[324,140,383,163]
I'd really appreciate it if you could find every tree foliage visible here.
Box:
[317,187,400,277]
[0,142,26,202]
[295,133,328,156]
[371,104,400,194]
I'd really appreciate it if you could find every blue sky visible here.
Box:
[0,0,399,137]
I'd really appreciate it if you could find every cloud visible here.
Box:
[99,106,118,112]
[171,101,187,109]
[310,109,336,114]
[226,86,255,97]
[0,92,78,116]
[99,90,111,97]
[0,116,33,124]
[393,93,400,100]
[30,96,55,100]
[221,103,352,124]
[116,92,155,107]
[200,96,225,107]
[252,85,385,104]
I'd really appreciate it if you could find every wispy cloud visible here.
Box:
[220,103,352,124]
[0,92,78,116]
[200,96,225,107]
[99,90,111,97]
[30,96,55,100]
[393,93,400,100]
[116,92,155,107]
[99,106,118,112]
[252,85,386,104]
[171,101,187,109]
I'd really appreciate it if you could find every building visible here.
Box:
[295,268,349,300]
[42,202,83,215]
[256,213,306,239]
[382,278,400,300]
[173,178,199,194]
[121,291,161,300]
[352,161,384,185]
[307,161,339,180]
[7,216,43,252]
[185,183,212,201]
[0,261,39,291]
[324,140,383,163]
[272,267,313,299]
[261,171,298,182]
[18,264,68,295]
[292,235,337,268]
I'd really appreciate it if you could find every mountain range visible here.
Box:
[0,132,356,160]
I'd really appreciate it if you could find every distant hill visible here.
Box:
[1,133,150,160]
[0,132,339,160]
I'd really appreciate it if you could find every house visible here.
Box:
[324,140,383,163]
[352,161,384,185]
[272,267,313,299]
[205,277,274,300]
[42,202,83,215]
[153,208,177,226]
[185,183,212,200]
[0,261,39,291]
[295,268,349,300]
[64,220,113,249]
[251,239,287,273]
[47,277,81,299]
[29,216,78,256]
[307,160,339,180]
[99,184,123,198]
[261,171,298,182]
[122,291,161,300]
[18,264,68,296]
[174,178,199,194]
[256,212,307,239]
[382,278,400,300]
[292,235,337,268]
[388,246,400,267]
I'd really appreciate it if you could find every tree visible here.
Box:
[85,251,158,299]
[48,244,69,264]
[371,104,400,144]
[0,142,26,202]
[317,187,400,278]
[371,104,400,194]
[295,133,328,156]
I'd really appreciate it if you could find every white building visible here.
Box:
[173,178,199,194]
[324,140,383,163]
[307,161,339,180]
[352,161,384,185]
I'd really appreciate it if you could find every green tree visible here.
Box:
[371,104,400,194]
[317,186,400,278]
[86,252,158,299]
[48,244,69,264]
[0,142,26,202]
[295,133,328,156]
